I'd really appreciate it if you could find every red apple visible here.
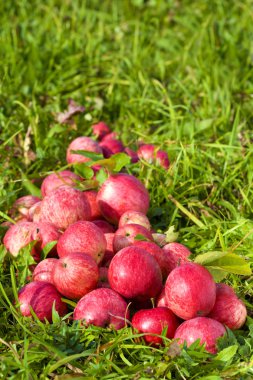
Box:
[66,136,102,164]
[163,242,191,273]
[174,317,226,354]
[31,222,61,258]
[133,241,170,280]
[84,190,103,220]
[113,224,153,253]
[41,170,81,197]
[124,147,139,163]
[10,195,41,221]
[98,267,110,288]
[73,288,129,329]
[92,219,115,233]
[99,138,124,158]
[97,173,150,225]
[38,186,91,230]
[108,246,163,301]
[156,288,169,308]
[101,232,115,266]
[57,221,106,264]
[32,258,58,284]
[165,263,216,320]
[53,252,99,299]
[118,211,151,230]
[29,201,42,222]
[137,144,170,169]
[18,281,68,322]
[3,221,34,257]
[91,121,111,140]
[132,307,180,345]
[152,233,167,247]
[208,283,247,330]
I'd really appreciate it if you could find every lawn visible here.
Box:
[0,0,253,378]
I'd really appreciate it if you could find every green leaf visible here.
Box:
[134,234,150,241]
[71,150,104,161]
[95,168,108,185]
[194,251,229,265]
[20,172,42,198]
[41,241,57,259]
[74,164,94,179]
[165,225,179,243]
[215,345,238,362]
[89,152,131,172]
[197,376,222,380]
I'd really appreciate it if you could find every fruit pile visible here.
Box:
[2,121,247,354]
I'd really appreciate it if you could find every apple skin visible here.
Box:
[156,288,169,307]
[99,138,124,158]
[10,195,41,221]
[39,186,91,230]
[83,190,103,221]
[57,221,106,264]
[97,173,150,225]
[29,201,42,222]
[101,232,115,267]
[132,307,180,345]
[32,258,58,284]
[207,283,247,330]
[73,288,129,330]
[165,263,216,320]
[162,242,192,273]
[174,317,226,354]
[18,281,68,322]
[133,241,170,280]
[92,121,111,140]
[113,224,153,253]
[124,147,139,163]
[3,221,34,257]
[108,246,163,301]
[98,267,110,288]
[118,211,151,230]
[41,170,81,197]
[137,144,170,169]
[31,222,61,258]
[66,136,102,164]
[152,233,167,247]
[92,220,115,233]
[52,252,99,299]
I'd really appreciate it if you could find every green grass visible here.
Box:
[1,0,253,378]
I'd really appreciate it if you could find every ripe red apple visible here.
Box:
[208,283,247,330]
[113,224,153,253]
[156,288,169,308]
[163,242,192,273]
[29,201,42,222]
[92,219,115,233]
[101,232,115,266]
[31,222,61,258]
[92,121,111,140]
[73,288,129,330]
[39,186,91,230]
[83,190,103,220]
[99,138,124,158]
[10,195,41,221]
[18,281,68,322]
[66,136,102,164]
[133,241,170,280]
[118,211,151,230]
[174,317,226,354]
[57,221,106,264]
[53,252,99,299]
[165,263,216,320]
[137,144,170,169]
[32,258,58,284]
[132,307,180,345]
[108,246,163,301]
[3,221,34,257]
[41,170,81,197]
[97,173,150,225]
[124,147,139,163]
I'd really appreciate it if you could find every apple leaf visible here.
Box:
[41,241,57,259]
[194,251,229,265]
[74,164,94,179]
[134,234,150,241]
[20,172,41,198]
[165,226,179,243]
[70,150,104,161]
[215,345,238,362]
[96,168,108,185]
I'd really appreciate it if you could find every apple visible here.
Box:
[132,307,180,345]
[108,246,163,301]
[53,252,99,299]
[84,190,103,220]
[163,242,191,273]
[98,267,110,288]
[73,288,129,330]
[113,224,153,253]
[97,173,150,225]
[38,186,91,230]
[101,232,115,266]
[3,221,34,257]
[124,147,139,163]
[208,283,247,330]
[92,219,115,233]
[156,288,169,308]
[137,144,170,169]
[41,170,81,197]
[66,136,102,164]
[118,210,151,230]
[99,138,124,158]
[133,241,170,280]
[57,220,106,264]
[32,258,58,284]
[152,233,167,247]
[165,263,216,320]
[10,195,41,221]
[92,121,111,140]
[31,222,61,258]
[174,317,226,354]
[18,281,68,322]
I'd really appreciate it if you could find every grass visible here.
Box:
[1,0,253,378]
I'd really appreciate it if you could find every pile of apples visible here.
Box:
[3,122,247,354]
